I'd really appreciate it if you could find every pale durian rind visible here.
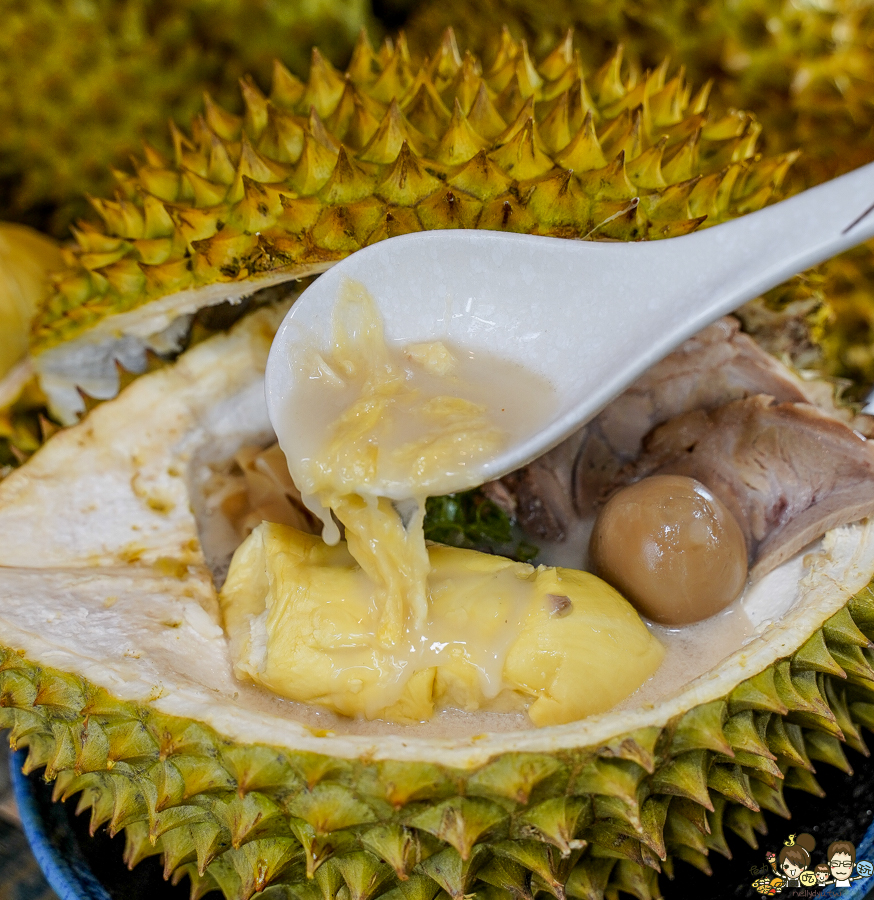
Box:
[2,305,874,899]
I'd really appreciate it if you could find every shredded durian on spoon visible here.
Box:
[279,278,549,638]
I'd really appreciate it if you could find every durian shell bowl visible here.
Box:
[4,303,874,900]
[5,27,874,900]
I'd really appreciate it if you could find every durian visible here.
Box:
[2,302,874,900]
[0,224,64,473]
[401,3,874,395]
[9,29,795,435]
[2,31,868,900]
[0,224,63,385]
[0,0,374,235]
[402,0,874,189]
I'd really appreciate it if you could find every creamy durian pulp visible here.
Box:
[222,525,666,725]
[220,281,665,725]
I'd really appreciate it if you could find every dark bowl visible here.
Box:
[11,749,188,900]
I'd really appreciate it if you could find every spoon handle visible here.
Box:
[657,158,874,331]
[487,162,874,477]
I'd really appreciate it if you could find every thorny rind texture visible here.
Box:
[402,0,874,192]
[33,28,796,354]
[400,1,874,395]
[0,0,374,236]
[4,581,874,900]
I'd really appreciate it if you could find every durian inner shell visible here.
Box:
[1,305,873,768]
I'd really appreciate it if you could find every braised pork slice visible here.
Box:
[497,443,578,542]
[572,316,823,513]
[614,395,874,579]
[491,315,870,549]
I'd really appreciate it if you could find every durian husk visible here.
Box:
[2,304,874,900]
[403,0,874,189]
[401,4,874,396]
[0,0,375,236]
[20,28,797,430]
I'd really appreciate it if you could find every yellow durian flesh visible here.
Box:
[430,545,666,726]
[220,522,664,726]
[0,224,62,383]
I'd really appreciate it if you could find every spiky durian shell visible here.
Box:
[401,3,874,396]
[402,0,874,188]
[32,29,795,357]
[0,0,374,236]
[6,621,874,900]
[0,310,874,900]
[3,23,871,900]
[2,305,874,900]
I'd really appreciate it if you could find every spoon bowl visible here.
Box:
[266,160,874,497]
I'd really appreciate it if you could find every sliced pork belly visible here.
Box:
[571,316,826,512]
[497,443,579,542]
[613,395,874,578]
[488,316,871,552]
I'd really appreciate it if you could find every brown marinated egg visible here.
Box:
[589,474,748,625]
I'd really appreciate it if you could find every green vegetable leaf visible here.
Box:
[423,490,539,563]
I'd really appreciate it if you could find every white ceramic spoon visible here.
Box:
[266,160,874,497]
